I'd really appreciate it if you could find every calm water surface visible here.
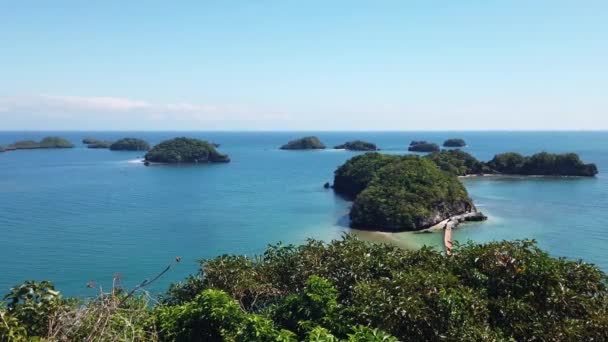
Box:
[1,131,606,297]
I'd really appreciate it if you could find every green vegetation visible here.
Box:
[333,140,378,151]
[280,136,326,150]
[443,138,466,147]
[425,149,490,176]
[333,152,401,198]
[2,236,607,341]
[82,138,113,149]
[1,137,74,151]
[109,138,151,151]
[145,137,230,163]
[487,152,598,177]
[350,156,473,231]
[408,140,440,152]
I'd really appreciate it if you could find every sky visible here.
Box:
[0,0,606,131]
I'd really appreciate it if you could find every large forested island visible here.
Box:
[280,136,326,150]
[1,236,605,341]
[332,150,598,232]
[0,137,74,152]
[109,138,151,151]
[145,137,230,163]
[334,140,378,151]
[334,153,481,231]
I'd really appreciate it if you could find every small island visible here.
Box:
[83,138,113,149]
[280,136,326,150]
[408,140,440,152]
[145,137,230,163]
[487,152,598,177]
[334,140,378,151]
[424,150,598,177]
[0,137,74,152]
[109,138,151,151]
[443,138,466,147]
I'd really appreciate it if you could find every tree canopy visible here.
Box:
[333,152,401,198]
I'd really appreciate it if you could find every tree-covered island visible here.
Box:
[280,136,326,150]
[408,140,440,152]
[82,138,113,149]
[0,137,74,152]
[333,140,378,151]
[443,138,466,147]
[109,138,151,151]
[144,137,230,163]
[333,154,481,232]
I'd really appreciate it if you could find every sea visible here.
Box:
[1,131,606,298]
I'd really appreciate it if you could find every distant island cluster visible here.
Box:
[1,136,229,165]
[0,134,599,235]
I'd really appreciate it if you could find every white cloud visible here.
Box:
[0,94,290,130]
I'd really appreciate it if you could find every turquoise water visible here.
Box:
[1,131,606,297]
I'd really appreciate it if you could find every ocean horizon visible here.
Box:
[1,130,606,298]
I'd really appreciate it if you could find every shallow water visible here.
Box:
[0,131,606,297]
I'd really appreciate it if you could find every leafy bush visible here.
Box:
[109,137,151,151]
[280,136,326,150]
[3,237,606,340]
[145,137,230,163]
[350,156,473,231]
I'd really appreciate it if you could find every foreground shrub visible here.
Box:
[2,236,606,340]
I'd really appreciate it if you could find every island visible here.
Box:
[0,137,74,152]
[408,140,440,152]
[280,136,326,150]
[109,138,151,151]
[443,138,466,147]
[144,137,230,163]
[487,152,598,177]
[334,140,378,151]
[424,149,490,176]
[349,155,481,231]
[82,138,113,149]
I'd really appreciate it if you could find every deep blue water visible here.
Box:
[1,131,606,297]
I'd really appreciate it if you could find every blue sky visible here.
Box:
[0,1,606,130]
